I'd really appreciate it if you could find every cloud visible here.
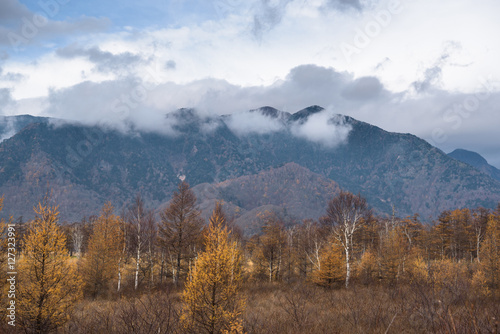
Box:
[291,108,352,147]
[56,44,143,74]
[0,88,14,105]
[0,0,31,23]
[10,62,500,168]
[0,0,109,48]
[412,41,462,93]
[44,78,179,135]
[326,0,362,12]
[341,76,384,100]
[225,108,287,136]
[251,0,293,40]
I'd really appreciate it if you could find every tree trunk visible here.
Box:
[135,244,141,290]
[345,246,351,288]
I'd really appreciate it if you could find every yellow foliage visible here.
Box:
[311,239,345,287]
[356,249,378,285]
[379,229,407,283]
[407,256,429,284]
[17,201,82,333]
[82,202,124,298]
[471,269,490,297]
[181,203,246,334]
[478,213,500,295]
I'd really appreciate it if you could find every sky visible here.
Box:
[0,0,499,167]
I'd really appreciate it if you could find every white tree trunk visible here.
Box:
[345,245,351,288]
[135,246,141,290]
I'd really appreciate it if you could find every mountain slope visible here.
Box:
[448,149,500,182]
[187,162,340,234]
[0,106,499,222]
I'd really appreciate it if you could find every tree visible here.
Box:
[82,202,124,298]
[17,201,82,333]
[181,203,245,334]
[323,191,369,288]
[126,194,154,290]
[480,211,500,295]
[472,207,489,262]
[252,212,287,282]
[311,237,345,287]
[159,181,203,285]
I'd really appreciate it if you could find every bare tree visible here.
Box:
[127,194,153,290]
[323,191,369,288]
[159,181,203,285]
[72,225,84,257]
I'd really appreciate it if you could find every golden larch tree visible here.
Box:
[82,202,124,298]
[181,202,245,334]
[311,237,345,287]
[17,201,82,333]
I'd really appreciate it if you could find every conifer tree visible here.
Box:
[17,201,82,333]
[312,238,345,287]
[82,202,124,298]
[181,202,245,334]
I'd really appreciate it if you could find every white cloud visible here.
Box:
[291,108,352,147]
[225,108,286,136]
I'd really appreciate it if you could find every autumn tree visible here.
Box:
[181,202,245,334]
[295,220,328,280]
[479,210,500,295]
[126,194,155,290]
[17,201,82,333]
[472,207,489,262]
[82,202,124,298]
[159,181,203,285]
[252,213,287,282]
[311,237,345,287]
[323,191,369,288]
[378,227,407,283]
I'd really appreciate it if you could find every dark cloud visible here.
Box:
[412,41,461,93]
[341,76,384,100]
[165,60,176,70]
[251,0,293,40]
[56,45,142,74]
[0,0,31,23]
[0,0,109,48]
[326,0,362,11]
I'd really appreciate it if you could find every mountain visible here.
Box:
[186,162,340,235]
[448,149,500,182]
[0,106,499,223]
[0,115,50,142]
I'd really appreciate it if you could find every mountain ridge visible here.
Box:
[0,106,499,222]
[448,148,500,182]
